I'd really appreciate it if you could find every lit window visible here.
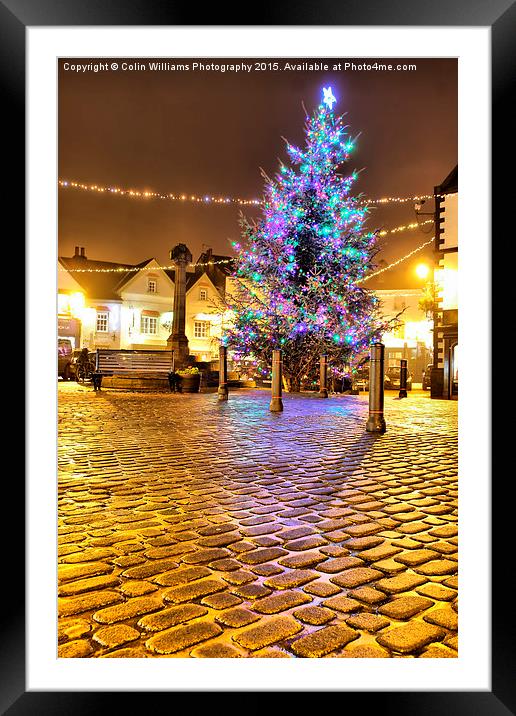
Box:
[140,316,158,334]
[96,311,109,333]
[148,279,157,293]
[199,288,208,301]
[194,321,209,338]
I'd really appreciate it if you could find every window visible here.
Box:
[199,288,208,301]
[148,279,157,294]
[96,311,109,333]
[194,321,209,338]
[140,316,158,334]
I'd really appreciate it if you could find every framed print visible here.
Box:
[5,0,511,710]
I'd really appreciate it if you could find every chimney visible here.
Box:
[80,247,86,259]
[74,246,80,257]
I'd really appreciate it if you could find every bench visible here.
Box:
[93,349,173,390]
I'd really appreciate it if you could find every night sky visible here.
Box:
[58,57,457,289]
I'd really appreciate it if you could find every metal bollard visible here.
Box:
[270,349,284,412]
[319,354,328,398]
[93,349,102,391]
[366,342,386,433]
[399,359,408,399]
[218,345,229,401]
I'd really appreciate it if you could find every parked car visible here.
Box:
[58,338,74,380]
[384,366,413,391]
[354,367,370,391]
[422,364,433,390]
[68,349,82,380]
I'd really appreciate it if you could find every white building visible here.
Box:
[58,247,230,362]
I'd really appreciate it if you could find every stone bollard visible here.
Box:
[218,345,229,401]
[319,354,328,398]
[366,342,386,433]
[270,349,284,412]
[399,359,408,399]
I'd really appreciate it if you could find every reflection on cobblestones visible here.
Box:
[58,384,458,658]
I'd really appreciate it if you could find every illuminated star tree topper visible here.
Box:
[224,85,391,391]
[322,86,336,109]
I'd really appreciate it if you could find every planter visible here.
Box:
[179,373,201,393]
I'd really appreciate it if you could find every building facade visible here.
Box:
[431,166,458,399]
[375,289,433,383]
[58,244,445,383]
[58,246,231,362]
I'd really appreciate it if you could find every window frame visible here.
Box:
[95,311,109,333]
[140,315,159,335]
[194,320,209,339]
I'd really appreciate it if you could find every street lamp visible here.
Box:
[415,263,430,281]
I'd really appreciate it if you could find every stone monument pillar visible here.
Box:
[167,243,193,370]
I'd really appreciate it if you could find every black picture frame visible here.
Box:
[8,0,510,712]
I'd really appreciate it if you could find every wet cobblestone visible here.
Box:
[58,384,458,658]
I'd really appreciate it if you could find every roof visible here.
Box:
[195,251,235,277]
[59,252,229,300]
[58,256,156,300]
[437,165,458,194]
[164,269,176,285]
[186,272,201,291]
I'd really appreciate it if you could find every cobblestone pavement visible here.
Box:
[57,383,458,658]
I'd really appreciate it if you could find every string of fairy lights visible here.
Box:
[358,237,435,283]
[377,220,432,236]
[58,177,438,279]
[57,218,433,273]
[58,236,435,279]
[58,258,235,273]
[58,179,441,207]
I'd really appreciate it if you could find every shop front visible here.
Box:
[57,316,81,349]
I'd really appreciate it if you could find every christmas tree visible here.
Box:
[225,86,389,391]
